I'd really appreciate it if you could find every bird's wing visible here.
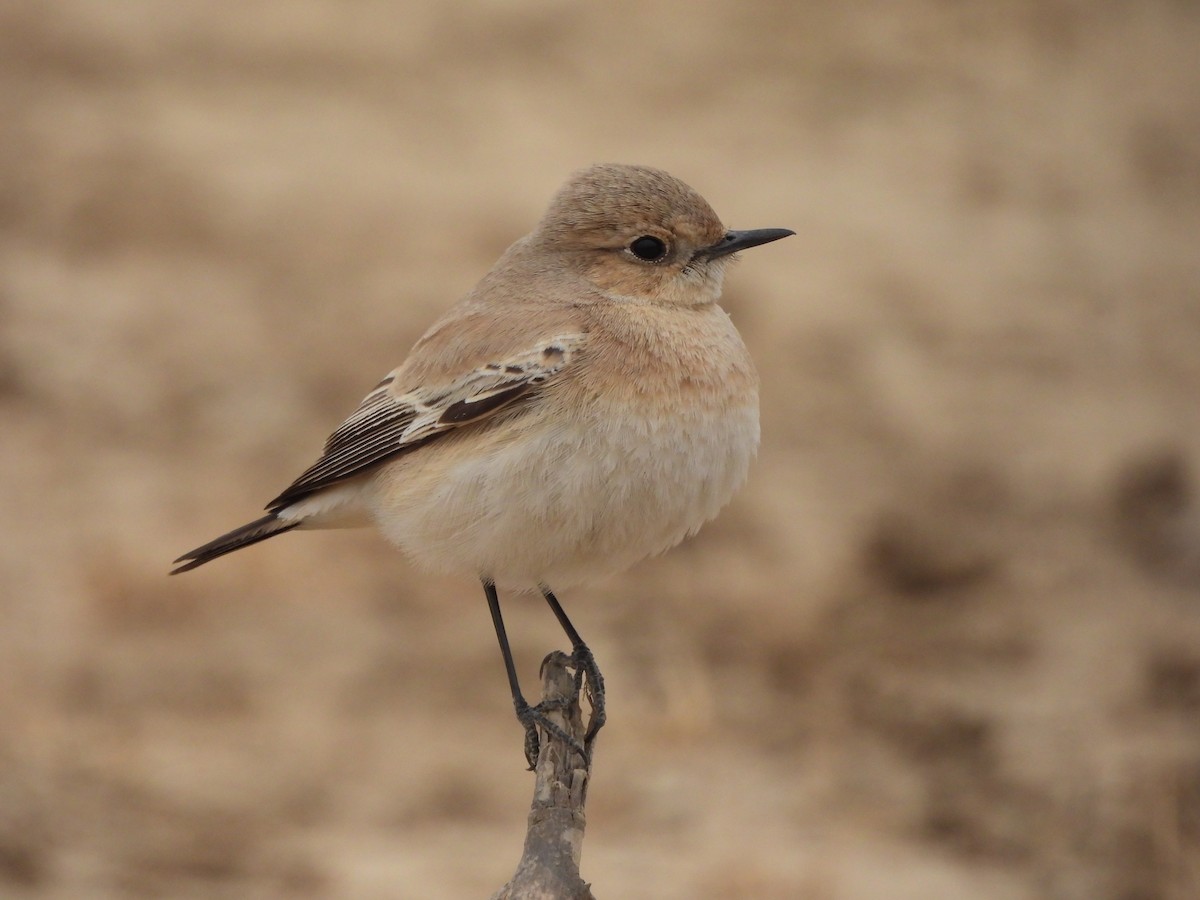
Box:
[267,332,587,510]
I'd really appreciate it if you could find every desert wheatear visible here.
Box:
[174,164,792,763]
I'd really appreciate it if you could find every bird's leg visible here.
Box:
[540,585,606,744]
[483,580,584,768]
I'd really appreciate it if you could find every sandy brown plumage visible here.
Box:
[173,163,792,762]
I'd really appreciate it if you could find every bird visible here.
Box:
[172,163,792,765]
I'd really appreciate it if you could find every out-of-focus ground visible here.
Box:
[1,2,1198,897]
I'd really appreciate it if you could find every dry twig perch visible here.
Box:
[490,651,598,900]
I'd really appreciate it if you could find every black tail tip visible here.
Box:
[169,556,203,575]
[169,513,298,576]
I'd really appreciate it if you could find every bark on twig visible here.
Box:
[490,651,596,900]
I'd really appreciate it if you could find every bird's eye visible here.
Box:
[628,235,668,262]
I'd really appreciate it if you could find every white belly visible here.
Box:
[364,399,759,590]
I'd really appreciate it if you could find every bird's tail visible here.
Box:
[171,513,299,574]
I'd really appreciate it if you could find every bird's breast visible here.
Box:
[367,303,760,588]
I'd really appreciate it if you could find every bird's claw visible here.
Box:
[570,644,607,743]
[515,696,584,769]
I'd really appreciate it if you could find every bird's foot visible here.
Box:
[569,643,607,743]
[514,695,584,770]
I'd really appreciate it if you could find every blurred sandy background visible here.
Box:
[2,2,1199,898]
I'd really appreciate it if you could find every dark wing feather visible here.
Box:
[267,334,585,511]
[438,380,529,424]
[269,397,417,508]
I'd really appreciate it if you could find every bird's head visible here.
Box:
[533,164,793,308]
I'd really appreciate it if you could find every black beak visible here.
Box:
[700,228,795,261]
